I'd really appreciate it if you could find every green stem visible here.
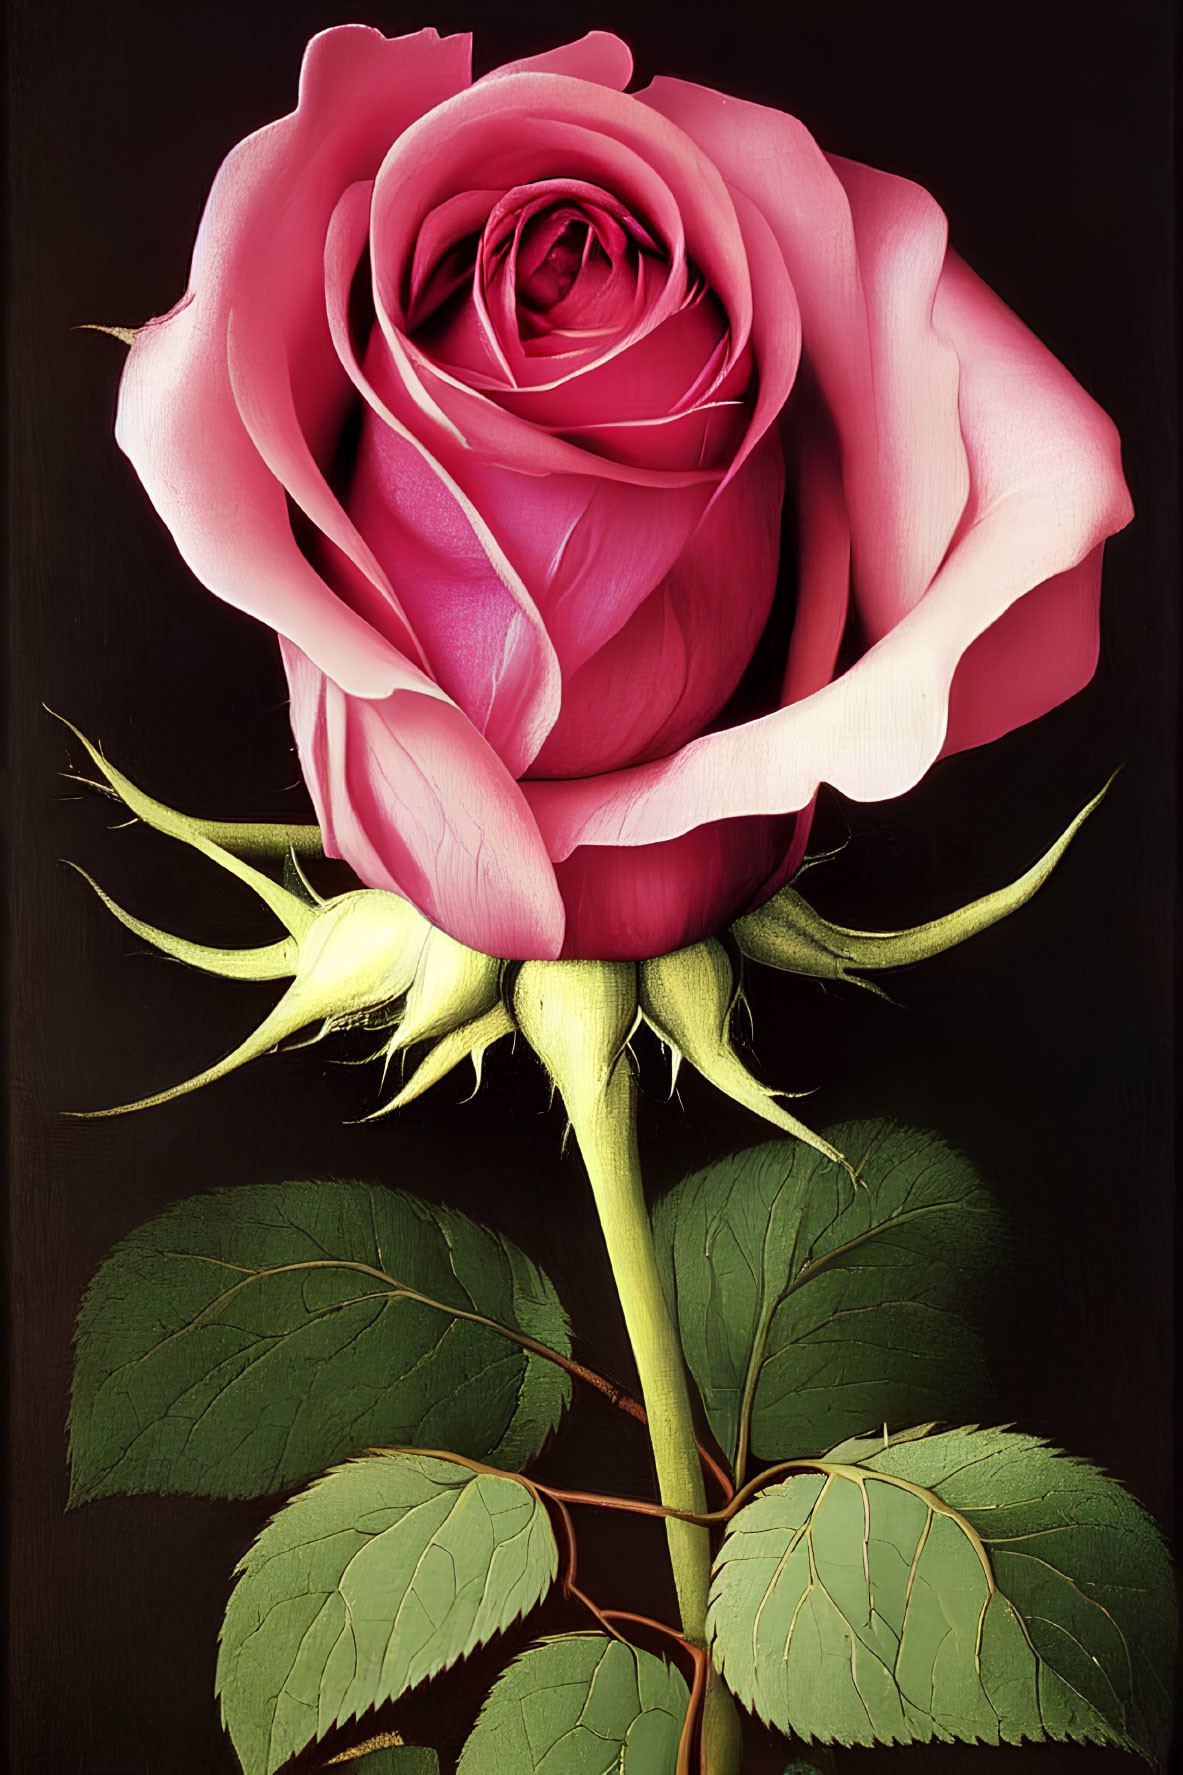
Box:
[512,959,742,1772]
[568,1059,742,1773]
[569,1062,708,1626]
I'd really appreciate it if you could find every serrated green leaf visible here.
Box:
[69,1181,571,1502]
[218,1451,557,1775]
[709,1427,1175,1759]
[654,1121,997,1476]
[456,1633,689,1773]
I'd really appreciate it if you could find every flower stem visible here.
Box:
[512,959,742,1772]
[570,1061,708,1626]
[568,1058,741,1773]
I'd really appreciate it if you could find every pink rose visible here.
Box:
[116,26,1131,961]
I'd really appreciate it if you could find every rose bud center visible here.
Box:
[408,179,753,473]
[515,214,590,312]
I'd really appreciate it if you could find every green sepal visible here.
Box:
[65,862,298,980]
[56,712,315,939]
[60,722,537,1118]
[639,940,848,1172]
[512,958,638,1125]
[734,777,1114,981]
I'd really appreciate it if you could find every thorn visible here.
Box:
[60,770,119,798]
[845,972,899,1006]
[74,322,138,346]
[286,846,325,906]
[796,835,851,875]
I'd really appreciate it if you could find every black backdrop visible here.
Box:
[6,1,1176,1771]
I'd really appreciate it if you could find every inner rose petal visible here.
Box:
[366,89,767,491]
[479,180,677,386]
[406,174,748,471]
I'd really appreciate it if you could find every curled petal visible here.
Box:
[284,642,566,959]
[642,81,968,631]
[940,547,1105,757]
[115,26,473,697]
[523,247,1131,862]
[480,31,634,88]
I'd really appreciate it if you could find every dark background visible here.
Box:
[5,0,1176,1770]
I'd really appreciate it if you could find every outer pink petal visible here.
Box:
[939,546,1104,757]
[480,31,634,88]
[824,154,969,636]
[641,81,967,634]
[282,641,565,959]
[225,306,429,672]
[115,26,472,697]
[525,254,1132,860]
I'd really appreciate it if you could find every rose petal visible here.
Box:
[449,456,709,676]
[780,387,851,706]
[524,252,1132,858]
[826,153,970,635]
[488,285,730,434]
[283,640,565,958]
[225,305,429,672]
[708,184,801,494]
[554,812,805,960]
[342,193,712,691]
[115,26,472,697]
[479,30,634,90]
[405,187,504,334]
[940,546,1104,757]
[365,77,755,490]
[642,80,968,632]
[530,432,785,776]
[325,181,563,776]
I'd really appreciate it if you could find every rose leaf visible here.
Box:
[709,1426,1175,1759]
[69,1180,571,1502]
[218,1452,556,1775]
[653,1120,998,1477]
[456,1633,690,1773]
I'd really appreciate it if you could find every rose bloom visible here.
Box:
[116,27,1131,961]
